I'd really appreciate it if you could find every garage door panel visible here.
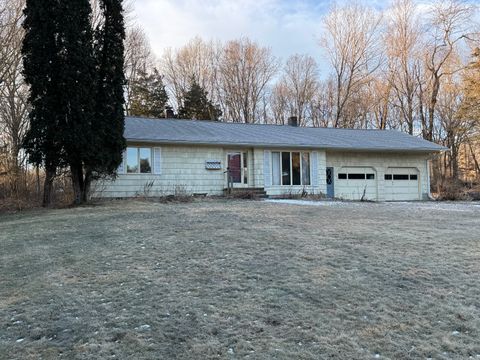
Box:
[385,167,420,201]
[335,167,378,200]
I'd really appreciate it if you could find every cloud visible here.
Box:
[132,0,329,64]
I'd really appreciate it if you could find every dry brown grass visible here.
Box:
[0,200,479,359]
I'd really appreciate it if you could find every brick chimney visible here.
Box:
[164,106,175,119]
[288,116,298,127]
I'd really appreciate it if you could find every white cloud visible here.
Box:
[131,0,328,65]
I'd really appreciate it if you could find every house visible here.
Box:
[93,116,446,201]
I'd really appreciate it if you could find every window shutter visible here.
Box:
[153,147,162,175]
[117,150,126,174]
[311,151,319,186]
[264,150,271,187]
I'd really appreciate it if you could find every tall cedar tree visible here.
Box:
[60,0,97,205]
[22,0,96,206]
[178,80,222,120]
[130,68,169,118]
[23,0,126,205]
[87,0,126,202]
[22,0,60,206]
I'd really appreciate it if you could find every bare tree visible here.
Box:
[320,3,383,128]
[385,0,422,134]
[279,54,319,126]
[437,74,475,179]
[218,38,278,123]
[124,26,157,115]
[0,0,28,169]
[161,37,221,112]
[420,0,476,140]
[269,82,290,125]
[309,78,336,128]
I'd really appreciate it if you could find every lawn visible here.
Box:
[0,199,479,359]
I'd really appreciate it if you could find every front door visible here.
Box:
[227,153,242,183]
[326,167,334,198]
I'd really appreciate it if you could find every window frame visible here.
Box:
[271,151,311,186]
[126,146,153,174]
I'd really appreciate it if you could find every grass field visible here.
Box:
[1,199,479,359]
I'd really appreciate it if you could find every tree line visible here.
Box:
[0,0,479,208]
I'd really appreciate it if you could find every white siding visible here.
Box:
[93,145,225,197]
[95,143,432,201]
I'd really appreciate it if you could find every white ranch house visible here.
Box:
[94,117,446,201]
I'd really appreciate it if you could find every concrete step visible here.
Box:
[224,188,267,197]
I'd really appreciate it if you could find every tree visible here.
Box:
[320,3,383,128]
[275,54,319,126]
[129,68,169,118]
[457,49,480,177]
[22,0,126,206]
[385,0,422,135]
[420,0,475,141]
[0,0,28,169]
[161,37,221,113]
[124,26,156,115]
[178,79,221,120]
[86,0,126,202]
[22,0,66,206]
[219,38,278,123]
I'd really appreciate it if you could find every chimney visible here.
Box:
[288,116,298,127]
[164,106,175,119]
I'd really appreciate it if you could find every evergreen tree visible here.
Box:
[85,0,126,203]
[130,68,169,118]
[178,80,222,120]
[59,0,97,205]
[22,0,126,205]
[22,0,60,206]
[22,0,96,206]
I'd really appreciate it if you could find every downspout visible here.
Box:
[426,158,434,200]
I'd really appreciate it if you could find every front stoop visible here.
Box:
[224,187,268,198]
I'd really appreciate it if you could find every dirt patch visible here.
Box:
[0,199,479,359]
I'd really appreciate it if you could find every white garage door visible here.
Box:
[335,167,378,201]
[384,167,420,201]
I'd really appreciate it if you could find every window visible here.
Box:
[348,173,365,180]
[272,151,311,186]
[272,152,281,185]
[393,174,409,180]
[410,174,418,180]
[139,148,152,173]
[127,148,138,173]
[338,173,347,179]
[302,153,310,185]
[385,174,392,180]
[243,152,248,184]
[292,152,301,185]
[366,173,375,180]
[126,147,152,174]
[282,152,291,185]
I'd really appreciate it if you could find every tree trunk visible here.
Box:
[82,169,92,203]
[42,166,56,207]
[451,145,459,180]
[71,165,84,205]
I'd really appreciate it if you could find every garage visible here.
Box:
[335,167,378,201]
[384,167,420,201]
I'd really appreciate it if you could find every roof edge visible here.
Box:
[125,138,447,152]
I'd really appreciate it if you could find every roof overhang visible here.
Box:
[126,138,448,153]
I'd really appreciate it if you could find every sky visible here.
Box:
[130,0,476,71]
[131,0,384,66]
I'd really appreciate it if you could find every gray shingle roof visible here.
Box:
[125,117,447,152]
